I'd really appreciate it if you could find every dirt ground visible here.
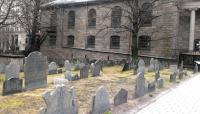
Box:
[0,66,192,114]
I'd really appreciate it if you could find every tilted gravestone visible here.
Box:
[24,51,48,90]
[157,78,164,89]
[48,62,58,75]
[65,71,72,81]
[5,62,20,80]
[122,62,130,71]
[3,78,23,95]
[80,65,89,79]
[90,86,110,114]
[137,59,145,75]
[135,72,146,98]
[39,85,78,114]
[64,60,71,71]
[148,58,155,72]
[114,88,128,106]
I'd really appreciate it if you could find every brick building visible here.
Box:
[40,0,200,62]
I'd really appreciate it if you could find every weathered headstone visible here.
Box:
[5,62,20,80]
[53,78,68,86]
[170,72,177,82]
[157,78,164,89]
[114,88,128,106]
[90,86,110,114]
[178,71,184,80]
[155,71,160,81]
[48,62,58,75]
[3,78,22,95]
[65,71,72,81]
[148,82,156,92]
[64,60,71,71]
[135,72,146,98]
[39,85,78,114]
[80,65,89,79]
[148,58,155,72]
[0,63,5,73]
[154,59,160,72]
[24,51,47,90]
[137,59,145,75]
[194,64,199,74]
[92,64,101,77]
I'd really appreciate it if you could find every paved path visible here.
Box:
[128,73,200,114]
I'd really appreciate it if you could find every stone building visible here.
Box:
[40,0,200,62]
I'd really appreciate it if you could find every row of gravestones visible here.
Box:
[2,51,48,95]
[39,85,128,114]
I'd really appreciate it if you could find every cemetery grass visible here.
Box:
[0,66,192,114]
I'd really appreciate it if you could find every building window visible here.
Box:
[67,35,74,47]
[111,6,122,28]
[110,35,120,49]
[68,11,75,29]
[141,3,153,27]
[87,35,95,48]
[88,9,96,27]
[138,35,151,50]
[49,35,56,46]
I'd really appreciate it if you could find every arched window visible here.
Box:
[111,6,122,28]
[88,9,96,27]
[110,35,120,49]
[68,11,75,29]
[87,35,95,48]
[67,35,74,47]
[138,35,151,50]
[141,3,153,27]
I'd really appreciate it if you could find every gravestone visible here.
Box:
[48,62,58,75]
[194,64,198,74]
[170,72,177,82]
[5,62,20,80]
[80,65,89,79]
[95,59,103,70]
[24,51,47,90]
[137,59,145,75]
[90,86,110,114]
[64,60,71,71]
[72,74,79,81]
[155,71,160,81]
[157,78,164,89]
[148,82,156,92]
[148,58,155,72]
[39,85,78,114]
[0,63,5,73]
[3,78,22,95]
[114,88,128,106]
[92,64,101,77]
[65,71,72,81]
[53,78,68,86]
[154,59,160,72]
[122,62,130,71]
[178,71,184,80]
[91,63,94,73]
[135,72,146,98]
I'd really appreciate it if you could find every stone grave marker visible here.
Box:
[114,88,128,106]
[170,65,178,73]
[154,59,160,72]
[64,60,71,71]
[24,51,48,90]
[122,62,130,71]
[65,71,72,81]
[135,72,146,98]
[80,65,89,79]
[148,58,155,72]
[90,86,110,114]
[3,78,23,95]
[148,82,156,92]
[157,78,164,89]
[170,72,177,82]
[155,71,160,81]
[137,59,145,75]
[53,78,68,86]
[39,85,78,114]
[48,62,58,75]
[5,62,20,80]
[72,74,79,81]
[92,64,101,77]
[194,64,199,74]
[0,63,5,73]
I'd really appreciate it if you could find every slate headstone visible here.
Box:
[90,86,110,114]
[170,72,177,82]
[148,82,156,92]
[122,62,130,71]
[80,65,89,79]
[92,64,101,77]
[157,78,164,89]
[5,62,20,80]
[137,59,145,75]
[0,63,5,73]
[148,58,155,72]
[178,71,184,80]
[64,60,71,71]
[194,64,199,74]
[154,59,160,72]
[39,85,78,114]
[114,88,128,106]
[24,51,48,90]
[135,72,146,98]
[48,62,58,75]
[3,78,22,95]
[65,71,72,81]
[155,71,160,81]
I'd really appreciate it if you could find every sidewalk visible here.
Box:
[127,73,200,114]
